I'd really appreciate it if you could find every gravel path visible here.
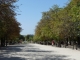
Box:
[0,43,80,60]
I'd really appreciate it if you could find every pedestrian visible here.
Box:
[52,40,54,46]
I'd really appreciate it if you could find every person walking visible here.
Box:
[52,40,54,46]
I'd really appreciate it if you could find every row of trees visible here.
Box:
[26,34,34,42]
[0,0,21,46]
[34,0,80,46]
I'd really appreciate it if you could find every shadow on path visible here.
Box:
[0,44,25,60]
[0,44,75,60]
[0,57,25,60]
[0,44,25,53]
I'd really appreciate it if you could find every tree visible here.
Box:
[26,34,34,41]
[0,0,21,47]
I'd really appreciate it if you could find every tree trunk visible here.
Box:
[73,41,74,49]
[76,42,78,50]
[5,37,8,46]
[6,40,7,46]
[64,40,66,48]
[1,38,5,47]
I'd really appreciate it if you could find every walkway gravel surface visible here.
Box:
[0,43,80,60]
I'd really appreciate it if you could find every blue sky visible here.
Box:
[16,0,69,35]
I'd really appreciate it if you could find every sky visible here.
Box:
[15,0,69,35]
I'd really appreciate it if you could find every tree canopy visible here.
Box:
[34,0,80,43]
[0,0,21,46]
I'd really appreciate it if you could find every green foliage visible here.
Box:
[19,35,25,41]
[0,0,21,46]
[34,0,80,42]
[26,34,34,41]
